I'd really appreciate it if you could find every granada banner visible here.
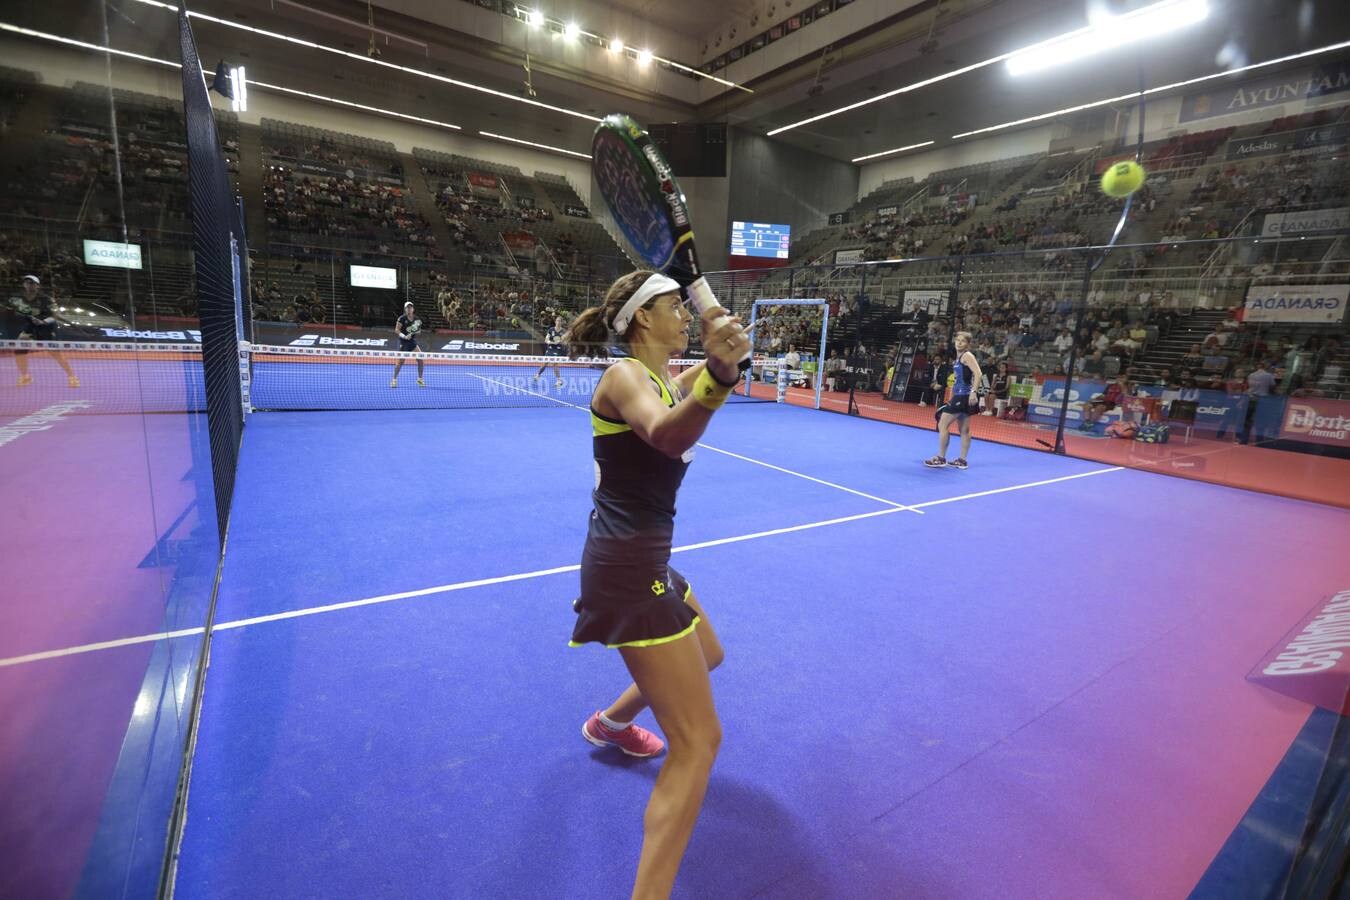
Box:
[1243,284,1348,323]
[1227,125,1349,161]
[1261,207,1350,238]
[876,205,899,217]
[833,248,865,265]
[901,290,950,315]
[468,172,498,189]
[1179,59,1350,123]
[1280,397,1350,448]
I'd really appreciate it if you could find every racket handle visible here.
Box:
[686,277,752,371]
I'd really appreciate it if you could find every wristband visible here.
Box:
[692,367,732,410]
[707,365,740,388]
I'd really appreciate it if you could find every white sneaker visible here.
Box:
[556,379,563,388]
[917,401,927,407]
[417,378,426,387]
[390,378,397,388]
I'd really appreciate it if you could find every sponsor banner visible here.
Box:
[875,205,899,217]
[350,264,398,290]
[1243,284,1348,323]
[251,323,544,355]
[828,211,848,226]
[563,204,589,218]
[1293,122,1349,151]
[1136,386,1244,430]
[1026,377,1102,426]
[85,327,201,343]
[83,239,143,269]
[1280,396,1350,448]
[1248,589,1350,715]
[439,337,535,355]
[1180,59,1350,123]
[901,290,950,315]
[1227,124,1350,160]
[468,172,498,189]
[1260,207,1350,238]
[833,248,865,265]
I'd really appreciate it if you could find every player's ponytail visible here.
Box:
[565,269,657,358]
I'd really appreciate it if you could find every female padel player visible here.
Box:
[390,301,424,388]
[925,330,984,469]
[566,269,749,899]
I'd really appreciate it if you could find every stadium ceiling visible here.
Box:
[11,0,1350,166]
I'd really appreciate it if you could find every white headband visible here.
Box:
[613,273,681,336]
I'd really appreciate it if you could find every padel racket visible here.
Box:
[591,114,750,368]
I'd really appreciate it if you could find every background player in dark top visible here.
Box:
[9,275,79,388]
[925,330,983,469]
[565,269,749,899]
[533,314,566,388]
[390,301,424,388]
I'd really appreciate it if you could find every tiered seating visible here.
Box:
[261,118,440,261]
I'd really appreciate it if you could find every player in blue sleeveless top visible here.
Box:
[565,269,749,898]
[925,330,985,469]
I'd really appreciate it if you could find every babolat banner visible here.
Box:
[563,204,589,218]
[1243,284,1348,323]
[1180,59,1350,123]
[1225,124,1349,160]
[251,322,540,355]
[1261,207,1350,238]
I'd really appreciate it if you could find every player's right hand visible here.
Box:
[701,306,748,386]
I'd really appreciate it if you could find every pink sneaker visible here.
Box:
[582,711,665,758]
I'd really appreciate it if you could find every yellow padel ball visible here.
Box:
[1101,160,1146,198]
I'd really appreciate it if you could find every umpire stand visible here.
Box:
[742,298,830,410]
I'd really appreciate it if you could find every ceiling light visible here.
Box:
[851,140,934,163]
[767,0,1208,135]
[563,22,579,40]
[229,65,247,112]
[1007,0,1209,77]
[637,48,653,66]
[954,38,1350,140]
[527,9,543,27]
[609,38,623,54]
[478,131,590,159]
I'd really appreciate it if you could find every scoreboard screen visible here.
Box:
[730,221,791,259]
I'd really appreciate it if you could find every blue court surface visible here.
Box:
[174,401,1350,898]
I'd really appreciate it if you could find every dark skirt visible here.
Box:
[570,554,697,649]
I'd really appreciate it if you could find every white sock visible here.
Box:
[598,712,632,731]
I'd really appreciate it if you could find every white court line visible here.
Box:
[909,465,1123,508]
[692,443,922,513]
[0,626,206,667]
[470,372,921,511]
[0,465,1123,668]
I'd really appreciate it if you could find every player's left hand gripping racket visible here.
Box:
[591,114,751,370]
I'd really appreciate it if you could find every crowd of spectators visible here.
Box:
[263,164,441,261]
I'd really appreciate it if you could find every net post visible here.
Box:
[1053,257,1096,456]
[816,304,828,410]
[743,300,759,397]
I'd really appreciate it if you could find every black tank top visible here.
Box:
[586,358,692,564]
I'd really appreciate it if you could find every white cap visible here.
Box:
[22,274,40,285]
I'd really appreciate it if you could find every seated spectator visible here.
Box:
[1053,329,1074,354]
[1083,350,1107,378]
[1179,344,1205,370]
[1153,366,1173,387]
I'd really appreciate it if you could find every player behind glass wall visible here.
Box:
[390,301,424,388]
[8,275,79,388]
